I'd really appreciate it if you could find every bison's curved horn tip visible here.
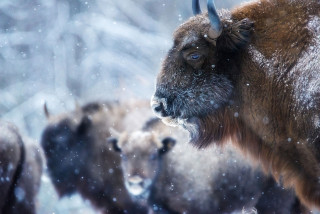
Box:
[192,0,202,15]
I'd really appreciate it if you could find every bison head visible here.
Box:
[108,130,176,199]
[41,104,92,197]
[151,0,253,147]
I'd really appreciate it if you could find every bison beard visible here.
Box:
[183,110,229,148]
[152,0,320,210]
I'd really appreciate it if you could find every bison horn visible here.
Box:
[207,0,222,39]
[44,102,50,119]
[192,0,222,39]
[192,0,202,15]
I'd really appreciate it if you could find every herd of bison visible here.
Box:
[0,100,307,214]
[1,0,320,213]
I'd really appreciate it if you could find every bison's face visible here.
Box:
[108,131,175,198]
[152,13,253,146]
[41,115,91,196]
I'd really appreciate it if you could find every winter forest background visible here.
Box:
[0,0,244,213]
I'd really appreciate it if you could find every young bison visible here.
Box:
[151,0,320,209]
[41,101,148,214]
[109,117,303,214]
[0,121,43,214]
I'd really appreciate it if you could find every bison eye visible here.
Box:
[190,53,201,60]
[183,51,205,69]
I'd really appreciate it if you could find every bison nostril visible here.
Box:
[129,180,144,186]
[151,96,168,117]
[153,102,164,113]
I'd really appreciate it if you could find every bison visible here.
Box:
[0,121,43,214]
[109,117,305,214]
[41,101,149,214]
[151,0,320,210]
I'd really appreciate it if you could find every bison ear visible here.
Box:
[107,137,122,152]
[158,137,176,155]
[110,127,121,138]
[214,18,254,52]
[77,115,91,135]
[110,128,128,149]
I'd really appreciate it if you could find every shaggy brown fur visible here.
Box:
[41,101,149,214]
[0,121,43,214]
[152,0,320,210]
[110,117,307,214]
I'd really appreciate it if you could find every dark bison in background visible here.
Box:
[0,121,43,214]
[109,117,305,214]
[151,0,320,210]
[41,101,149,214]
